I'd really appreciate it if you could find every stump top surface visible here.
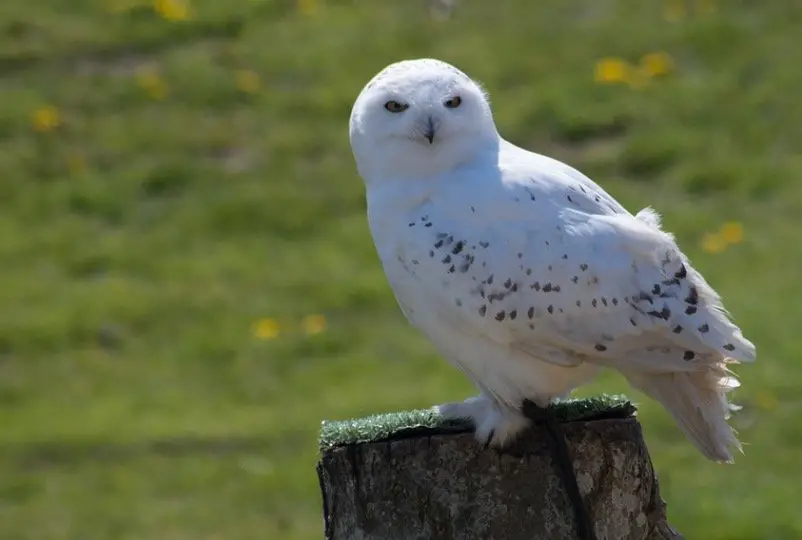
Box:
[319,394,636,450]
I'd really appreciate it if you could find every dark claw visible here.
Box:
[483,429,495,450]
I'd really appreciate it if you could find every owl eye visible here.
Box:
[384,100,409,113]
[444,96,462,109]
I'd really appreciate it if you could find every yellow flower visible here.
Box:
[641,52,675,78]
[235,70,261,94]
[700,221,745,254]
[663,0,686,22]
[302,314,327,335]
[297,0,319,16]
[32,105,61,133]
[253,318,280,340]
[719,222,744,244]
[153,0,190,21]
[594,58,630,84]
[701,232,727,254]
[136,68,168,100]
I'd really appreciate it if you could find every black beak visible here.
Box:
[423,116,435,144]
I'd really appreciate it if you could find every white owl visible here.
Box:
[348,58,756,463]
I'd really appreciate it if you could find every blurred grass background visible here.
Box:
[0,0,799,538]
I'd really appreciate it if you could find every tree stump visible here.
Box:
[317,395,682,540]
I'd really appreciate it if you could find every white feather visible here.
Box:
[350,58,756,462]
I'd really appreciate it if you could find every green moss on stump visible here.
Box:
[319,394,636,450]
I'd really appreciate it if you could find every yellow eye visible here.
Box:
[444,96,462,108]
[384,100,408,113]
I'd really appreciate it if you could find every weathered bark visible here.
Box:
[317,413,682,540]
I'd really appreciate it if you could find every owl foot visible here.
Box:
[435,394,530,448]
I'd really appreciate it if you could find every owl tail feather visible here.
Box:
[626,369,741,463]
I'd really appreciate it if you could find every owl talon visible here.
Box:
[483,429,495,450]
[436,394,530,449]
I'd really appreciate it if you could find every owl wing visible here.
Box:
[507,209,755,370]
[402,187,755,373]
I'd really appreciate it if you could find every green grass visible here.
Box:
[0,1,799,538]
[319,395,634,449]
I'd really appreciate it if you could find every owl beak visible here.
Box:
[423,116,436,144]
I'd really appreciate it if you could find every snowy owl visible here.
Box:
[349,58,756,463]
